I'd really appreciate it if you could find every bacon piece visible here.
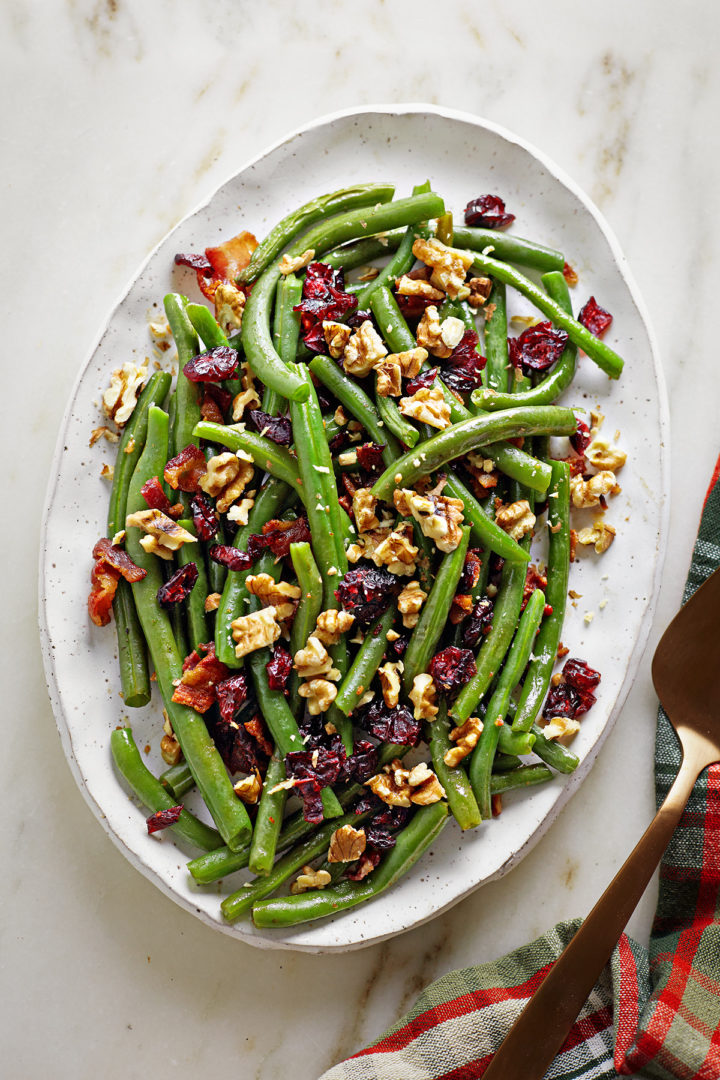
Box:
[244,715,274,759]
[92,538,146,583]
[172,642,229,714]
[205,230,258,283]
[88,561,120,627]
[164,444,207,493]
[141,476,174,515]
[247,516,312,560]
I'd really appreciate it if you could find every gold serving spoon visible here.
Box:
[483,566,720,1080]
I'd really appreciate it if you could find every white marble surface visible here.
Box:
[3,2,718,1077]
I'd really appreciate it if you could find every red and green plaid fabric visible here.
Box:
[320,465,720,1080]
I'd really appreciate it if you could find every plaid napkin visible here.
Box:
[320,464,720,1080]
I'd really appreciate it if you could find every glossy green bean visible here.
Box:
[335,605,396,715]
[374,389,420,447]
[368,284,416,352]
[496,724,535,756]
[248,754,287,876]
[490,763,553,794]
[289,541,323,711]
[531,724,579,773]
[308,355,401,467]
[193,421,301,491]
[443,472,530,562]
[320,232,404,270]
[186,302,228,349]
[483,280,509,393]
[164,294,202,454]
[159,762,195,799]
[426,704,481,831]
[175,519,210,651]
[452,226,564,272]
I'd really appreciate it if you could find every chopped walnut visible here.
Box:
[440,316,465,350]
[397,580,427,629]
[102,361,148,426]
[290,865,332,894]
[352,488,380,533]
[231,606,281,658]
[496,499,536,542]
[293,635,334,677]
[343,320,388,376]
[570,471,621,509]
[323,321,353,359]
[227,496,255,526]
[372,524,418,576]
[416,305,452,359]
[366,758,445,807]
[199,450,254,512]
[245,573,301,620]
[90,425,119,447]
[314,608,355,645]
[543,716,581,742]
[278,248,315,275]
[346,528,391,565]
[467,276,493,308]
[298,677,337,715]
[395,274,445,301]
[160,731,182,767]
[412,237,473,300]
[378,661,403,708]
[334,405,348,426]
[394,488,464,553]
[214,281,246,335]
[365,767,411,807]
[233,769,262,805]
[374,356,403,397]
[396,347,428,378]
[585,439,627,472]
[443,716,483,767]
[231,385,262,421]
[204,592,222,612]
[328,824,367,863]
[399,385,451,430]
[409,673,438,721]
[406,762,446,804]
[577,518,616,554]
[125,509,196,560]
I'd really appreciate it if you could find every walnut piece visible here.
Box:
[496,499,536,542]
[231,607,281,658]
[374,356,403,397]
[90,426,119,447]
[577,518,616,554]
[570,471,621,509]
[343,320,388,376]
[226,496,255,526]
[231,385,261,421]
[293,635,335,677]
[412,237,473,300]
[406,762,446,804]
[314,608,355,645]
[204,592,222,612]
[378,661,403,708]
[397,580,427,628]
[245,573,301,620]
[278,248,315,275]
[416,305,452,359]
[395,347,428,378]
[543,716,581,742]
[102,361,148,426]
[443,716,483,767]
[399,385,451,430]
[323,321,353,359]
[440,315,465,350]
[395,274,445,301]
[328,824,367,863]
[160,731,182,767]
[394,488,464,553]
[366,758,445,807]
[467,276,493,308]
[290,865,332,894]
[372,524,418,576]
[214,281,246,335]
[233,769,262,805]
[409,673,438,721]
[298,677,337,715]
[585,439,627,472]
[125,509,196,560]
[199,450,254,512]
[352,488,380,533]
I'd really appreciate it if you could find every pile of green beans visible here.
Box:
[93,181,622,930]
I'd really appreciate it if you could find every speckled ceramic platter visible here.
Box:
[39,105,668,952]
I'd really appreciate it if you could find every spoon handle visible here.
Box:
[482,749,703,1080]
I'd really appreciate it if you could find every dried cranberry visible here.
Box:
[462,597,494,649]
[247,516,311,560]
[543,657,601,720]
[183,346,239,383]
[189,493,219,541]
[346,850,381,880]
[358,700,422,746]
[215,673,249,723]
[293,262,357,353]
[564,657,601,693]
[164,444,207,493]
[343,739,379,783]
[428,646,477,696]
[578,296,612,338]
[141,476,174,515]
[247,409,292,445]
[286,746,346,823]
[570,418,591,455]
[458,549,483,594]
[329,429,349,454]
[208,545,253,571]
[395,292,435,320]
[346,308,373,329]
[442,331,487,393]
[509,322,569,376]
[364,824,397,853]
[146,806,183,834]
[405,368,438,395]
[387,632,409,660]
[356,442,386,476]
[157,563,198,607]
[335,566,403,628]
[266,645,293,691]
[200,384,232,424]
[464,195,515,230]
[174,252,213,271]
[209,709,267,775]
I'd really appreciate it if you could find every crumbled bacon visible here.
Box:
[563,262,578,287]
[164,444,207,493]
[335,566,403,628]
[215,672,249,722]
[208,544,253,572]
[458,548,483,593]
[441,331,486,393]
[243,714,274,759]
[172,642,229,714]
[428,646,477,696]
[266,645,293,691]
[358,700,422,746]
[293,262,358,353]
[464,194,515,229]
[146,806,183,834]
[141,476,182,518]
[521,564,548,611]
[205,230,258,284]
[92,538,146,583]
[88,561,120,627]
[183,346,239,383]
[247,516,311,560]
[247,409,292,446]
[578,296,613,338]
[508,323,569,376]
[200,384,232,425]
[190,492,219,541]
[157,563,198,607]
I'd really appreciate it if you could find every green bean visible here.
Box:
[374,389,420,447]
[289,401,342,601]
[403,526,471,693]
[193,421,302,492]
[368,284,416,352]
[112,581,150,708]
[435,211,453,246]
[252,802,448,928]
[493,753,522,773]
[473,270,578,411]
[531,724,579,773]
[496,725,535,757]
[272,272,302,367]
[160,762,195,799]
[452,226,564,272]
[335,605,396,715]
[248,754,287,876]
[176,519,210,651]
[371,406,576,502]
[186,302,228,349]
[289,541,323,711]
[443,471,530,562]
[469,588,546,817]
[213,477,292,666]
[483,280,509,393]
[207,515,227,595]
[125,406,252,851]
[426,703,481,831]
[354,180,431,309]
[513,461,570,732]
[308,355,401,466]
[467,251,624,378]
[320,232,404,270]
[111,727,223,851]
[237,183,396,284]
[164,294,202,455]
[490,763,553,794]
